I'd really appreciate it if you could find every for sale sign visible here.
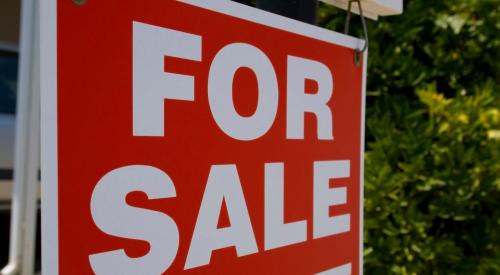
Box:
[41,0,367,274]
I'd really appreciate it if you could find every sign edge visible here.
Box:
[40,0,59,273]
[181,0,365,50]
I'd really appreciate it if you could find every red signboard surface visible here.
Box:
[41,0,367,274]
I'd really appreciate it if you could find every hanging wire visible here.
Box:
[344,0,368,66]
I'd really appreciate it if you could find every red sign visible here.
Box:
[41,0,367,274]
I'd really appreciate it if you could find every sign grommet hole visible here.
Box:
[72,0,87,6]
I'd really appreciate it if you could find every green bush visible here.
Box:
[320,0,500,274]
[363,83,500,274]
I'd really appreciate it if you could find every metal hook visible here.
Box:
[344,0,368,66]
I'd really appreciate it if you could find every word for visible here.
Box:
[132,21,335,141]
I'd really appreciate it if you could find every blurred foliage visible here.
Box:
[320,0,500,274]
[363,83,500,274]
[319,0,500,97]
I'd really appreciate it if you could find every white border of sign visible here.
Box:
[40,0,58,274]
[41,1,367,274]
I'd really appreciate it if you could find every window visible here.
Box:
[0,50,18,115]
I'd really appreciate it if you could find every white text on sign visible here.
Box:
[88,21,351,274]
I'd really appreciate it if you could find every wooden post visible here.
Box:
[256,0,318,25]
